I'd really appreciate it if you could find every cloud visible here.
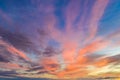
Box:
[0,55,9,62]
[0,70,17,77]
[0,27,33,52]
[43,46,58,56]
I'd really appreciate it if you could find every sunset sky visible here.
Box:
[0,0,120,79]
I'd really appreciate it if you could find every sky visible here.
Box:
[0,0,120,79]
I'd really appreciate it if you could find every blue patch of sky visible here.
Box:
[98,0,120,36]
[0,0,32,32]
[48,39,60,49]
[54,0,69,31]
[0,0,31,11]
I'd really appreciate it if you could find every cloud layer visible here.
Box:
[0,0,120,79]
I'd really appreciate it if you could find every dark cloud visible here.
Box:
[43,46,57,56]
[25,66,48,75]
[0,26,53,55]
[37,29,48,38]
[36,71,48,74]
[0,54,9,62]
[0,70,17,77]
[85,53,104,63]
[26,66,44,72]
[0,27,33,52]
[0,27,44,57]
[0,77,50,80]
[106,54,120,63]
[0,46,14,62]
[48,64,59,68]
[97,77,118,79]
